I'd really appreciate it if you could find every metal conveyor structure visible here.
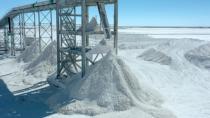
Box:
[0,0,118,79]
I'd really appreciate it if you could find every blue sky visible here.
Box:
[0,0,210,26]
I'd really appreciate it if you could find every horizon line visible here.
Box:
[118,26,210,28]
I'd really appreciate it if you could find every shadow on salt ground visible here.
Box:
[0,54,8,61]
[0,79,55,118]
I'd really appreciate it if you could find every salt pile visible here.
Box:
[86,39,112,60]
[17,40,39,63]
[138,48,172,65]
[47,52,175,117]
[185,43,210,70]
[26,41,57,76]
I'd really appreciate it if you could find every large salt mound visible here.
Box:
[138,48,172,65]
[17,40,39,63]
[25,41,57,76]
[47,52,176,117]
[185,43,210,70]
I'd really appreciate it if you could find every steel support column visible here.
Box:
[4,27,9,52]
[56,2,61,78]
[21,13,26,49]
[81,0,87,77]
[10,17,15,56]
[85,4,89,68]
[114,0,118,54]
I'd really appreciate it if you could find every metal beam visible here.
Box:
[10,17,15,56]
[81,0,87,77]
[0,0,117,28]
[114,0,118,54]
[56,1,61,78]
[3,27,8,52]
[97,2,111,39]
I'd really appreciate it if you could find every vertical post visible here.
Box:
[82,0,87,77]
[18,14,22,49]
[38,10,42,52]
[85,5,89,67]
[19,13,23,51]
[10,17,15,56]
[50,9,53,41]
[114,0,118,54]
[22,13,26,50]
[74,7,78,49]
[4,27,8,52]
[86,7,89,46]
[56,1,61,78]
[34,11,36,41]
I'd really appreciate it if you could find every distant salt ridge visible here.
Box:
[47,52,176,117]
[185,43,210,70]
[138,48,172,65]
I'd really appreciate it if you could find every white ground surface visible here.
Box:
[119,28,210,41]
[47,52,175,117]
[0,28,210,118]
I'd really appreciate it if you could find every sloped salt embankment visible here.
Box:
[47,52,176,117]
[185,43,210,70]
[25,41,57,77]
[17,40,40,63]
[138,48,172,65]
[16,40,57,78]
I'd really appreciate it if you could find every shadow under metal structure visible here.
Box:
[0,0,118,78]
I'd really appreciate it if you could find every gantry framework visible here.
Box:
[0,0,118,78]
[0,0,56,55]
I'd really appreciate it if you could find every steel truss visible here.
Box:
[24,12,36,39]
[0,29,4,47]
[0,0,118,79]
[12,14,24,51]
[38,9,53,52]
[9,9,54,54]
[10,12,36,55]
[0,28,8,54]
[56,5,81,78]
[4,27,9,52]
[56,0,118,79]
